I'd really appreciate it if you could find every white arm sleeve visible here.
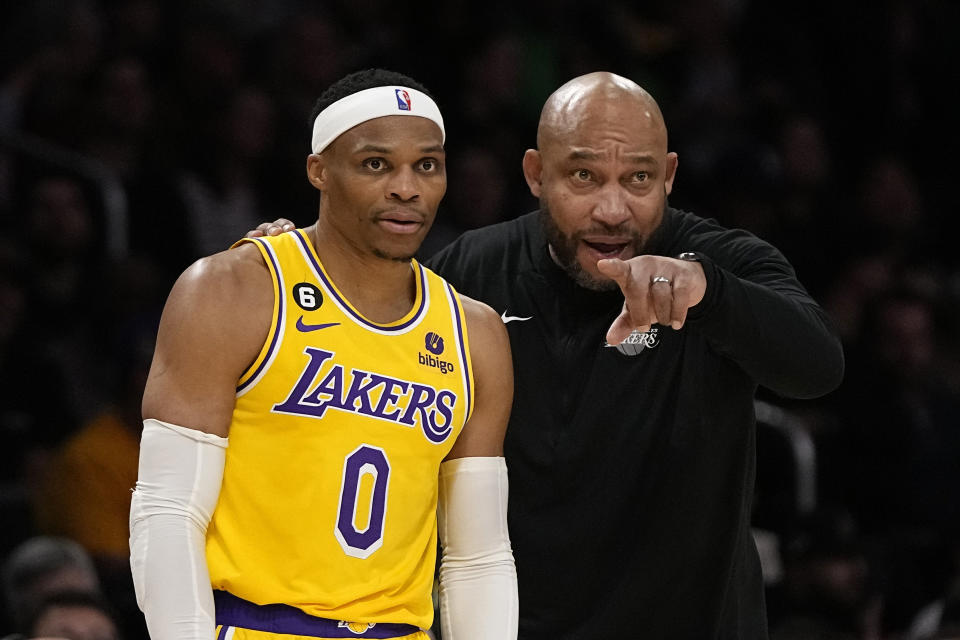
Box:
[129,418,228,640]
[437,456,518,640]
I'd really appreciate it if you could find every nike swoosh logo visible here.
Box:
[501,311,533,324]
[296,316,340,332]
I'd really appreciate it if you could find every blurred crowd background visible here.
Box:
[0,1,958,639]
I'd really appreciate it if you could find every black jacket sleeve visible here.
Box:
[678,218,844,399]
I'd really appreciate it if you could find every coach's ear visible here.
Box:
[306,154,327,191]
[664,151,679,197]
[522,149,542,199]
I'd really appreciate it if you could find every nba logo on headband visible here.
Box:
[395,89,411,111]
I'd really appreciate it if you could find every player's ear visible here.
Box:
[306,154,326,191]
[522,149,543,198]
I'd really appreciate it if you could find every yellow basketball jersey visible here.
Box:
[206,229,474,629]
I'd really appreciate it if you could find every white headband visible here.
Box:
[311,85,445,154]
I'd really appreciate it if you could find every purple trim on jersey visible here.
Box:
[237,237,284,394]
[216,625,229,640]
[213,591,419,638]
[293,230,426,332]
[445,282,472,418]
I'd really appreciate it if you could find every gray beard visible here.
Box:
[545,241,618,291]
[538,201,650,292]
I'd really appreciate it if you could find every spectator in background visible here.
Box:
[767,113,838,297]
[0,2,104,145]
[33,330,152,572]
[0,243,66,560]
[258,12,355,221]
[1,537,101,634]
[79,57,155,184]
[101,0,165,65]
[851,157,929,259]
[21,172,99,320]
[833,283,960,535]
[174,86,277,259]
[907,532,960,639]
[18,171,108,439]
[128,84,283,280]
[820,158,930,344]
[819,277,960,633]
[30,319,155,640]
[770,509,881,640]
[419,140,513,258]
[24,591,120,640]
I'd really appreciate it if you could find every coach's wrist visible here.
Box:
[677,251,718,319]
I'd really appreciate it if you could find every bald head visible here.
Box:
[521,71,679,290]
[537,72,667,151]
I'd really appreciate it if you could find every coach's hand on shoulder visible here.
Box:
[598,255,707,344]
[245,218,296,238]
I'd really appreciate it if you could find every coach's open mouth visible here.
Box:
[583,240,629,258]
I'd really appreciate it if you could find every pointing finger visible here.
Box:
[597,258,631,287]
[598,258,652,319]
[606,305,636,345]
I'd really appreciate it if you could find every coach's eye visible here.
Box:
[574,169,592,181]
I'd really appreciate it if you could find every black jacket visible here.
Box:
[426,208,844,639]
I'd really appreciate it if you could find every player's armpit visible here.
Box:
[142,243,273,437]
[445,296,513,460]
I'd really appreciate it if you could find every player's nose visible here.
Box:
[387,166,420,202]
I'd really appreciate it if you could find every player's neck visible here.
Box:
[307,223,418,324]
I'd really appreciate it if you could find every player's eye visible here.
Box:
[420,159,436,172]
[363,158,386,171]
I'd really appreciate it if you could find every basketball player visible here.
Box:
[253,71,844,638]
[129,70,518,640]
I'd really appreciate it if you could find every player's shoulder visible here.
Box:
[457,294,510,359]
[455,293,513,420]
[168,243,271,318]
[182,242,267,288]
[154,243,274,385]
[458,294,500,327]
